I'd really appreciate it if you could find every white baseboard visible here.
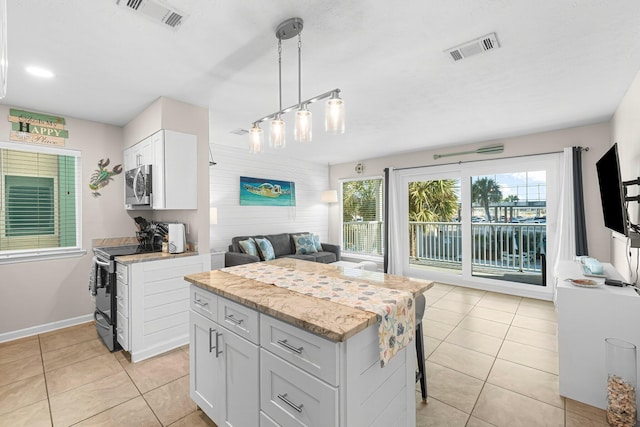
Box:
[0,314,94,343]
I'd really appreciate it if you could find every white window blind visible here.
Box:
[0,142,81,258]
[341,178,384,256]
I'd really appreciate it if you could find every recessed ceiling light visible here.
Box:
[26,66,54,78]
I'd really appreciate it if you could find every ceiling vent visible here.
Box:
[115,0,187,30]
[230,128,249,136]
[445,33,500,62]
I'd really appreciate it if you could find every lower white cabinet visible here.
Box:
[116,254,210,362]
[189,284,416,427]
[190,309,259,427]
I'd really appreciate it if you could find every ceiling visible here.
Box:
[3,1,640,165]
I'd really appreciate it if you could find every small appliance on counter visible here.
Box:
[168,223,186,253]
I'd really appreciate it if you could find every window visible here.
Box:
[0,142,80,259]
[340,177,384,257]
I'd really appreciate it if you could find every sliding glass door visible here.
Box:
[396,154,559,295]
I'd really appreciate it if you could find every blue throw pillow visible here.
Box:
[254,237,276,261]
[312,234,323,251]
[238,239,259,257]
[293,233,318,255]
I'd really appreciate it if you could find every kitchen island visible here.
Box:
[184,258,432,427]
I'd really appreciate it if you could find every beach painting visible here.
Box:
[239,176,296,206]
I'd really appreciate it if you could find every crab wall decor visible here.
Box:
[89,158,122,197]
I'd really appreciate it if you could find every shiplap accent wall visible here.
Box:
[209,144,330,252]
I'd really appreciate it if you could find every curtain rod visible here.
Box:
[387,146,588,172]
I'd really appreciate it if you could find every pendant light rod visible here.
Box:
[253,88,341,126]
[277,38,282,114]
[298,33,302,108]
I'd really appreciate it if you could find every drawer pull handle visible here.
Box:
[194,298,209,308]
[277,393,303,413]
[224,314,244,326]
[277,339,303,354]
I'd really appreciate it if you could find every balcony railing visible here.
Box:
[343,220,546,274]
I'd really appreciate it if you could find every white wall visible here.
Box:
[209,144,330,252]
[329,122,613,263]
[610,69,640,283]
[0,105,131,336]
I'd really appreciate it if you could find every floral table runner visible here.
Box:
[221,263,415,367]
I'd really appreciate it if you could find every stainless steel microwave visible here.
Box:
[125,164,152,209]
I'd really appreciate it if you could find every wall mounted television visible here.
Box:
[595,143,628,236]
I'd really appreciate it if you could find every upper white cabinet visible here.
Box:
[124,129,197,210]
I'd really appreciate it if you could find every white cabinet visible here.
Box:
[190,296,259,427]
[116,254,210,362]
[124,129,197,210]
[189,284,416,427]
[556,261,640,412]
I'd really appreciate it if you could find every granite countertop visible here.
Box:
[115,250,199,264]
[184,258,433,342]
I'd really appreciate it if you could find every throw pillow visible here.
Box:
[254,237,276,261]
[293,233,318,255]
[238,239,259,257]
[312,234,323,251]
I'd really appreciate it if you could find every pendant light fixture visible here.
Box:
[249,17,345,153]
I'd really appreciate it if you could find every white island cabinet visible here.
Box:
[186,259,429,427]
[116,253,210,362]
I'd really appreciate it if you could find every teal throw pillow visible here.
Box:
[238,239,259,257]
[254,237,276,261]
[293,233,318,255]
[312,234,323,251]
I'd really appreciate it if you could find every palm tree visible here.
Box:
[342,179,381,222]
[503,194,519,222]
[472,177,502,221]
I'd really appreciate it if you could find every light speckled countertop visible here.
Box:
[184,258,433,342]
[115,250,199,264]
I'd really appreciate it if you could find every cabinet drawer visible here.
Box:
[117,310,129,351]
[116,281,129,317]
[260,349,337,427]
[218,297,259,345]
[190,286,217,321]
[116,263,128,284]
[260,315,339,386]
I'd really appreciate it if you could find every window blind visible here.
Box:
[0,144,80,255]
[341,178,384,256]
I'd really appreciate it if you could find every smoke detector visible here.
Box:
[115,0,187,30]
[445,33,500,62]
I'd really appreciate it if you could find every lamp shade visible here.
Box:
[270,118,286,148]
[249,125,264,154]
[325,95,345,134]
[209,207,218,224]
[295,108,312,142]
[321,190,338,203]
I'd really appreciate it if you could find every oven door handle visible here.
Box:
[94,311,111,330]
[95,258,110,268]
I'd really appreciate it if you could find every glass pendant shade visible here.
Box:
[270,117,286,149]
[325,96,345,134]
[295,108,312,142]
[249,125,264,154]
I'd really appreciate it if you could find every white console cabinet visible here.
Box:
[556,261,640,412]
[116,254,210,362]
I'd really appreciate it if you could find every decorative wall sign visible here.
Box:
[89,158,122,197]
[240,176,296,206]
[8,108,68,146]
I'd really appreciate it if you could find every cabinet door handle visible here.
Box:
[277,393,304,413]
[215,332,223,358]
[194,298,209,308]
[208,328,216,353]
[277,339,303,354]
[224,314,243,326]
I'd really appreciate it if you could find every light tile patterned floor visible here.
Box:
[0,283,610,426]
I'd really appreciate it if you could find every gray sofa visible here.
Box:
[224,232,341,267]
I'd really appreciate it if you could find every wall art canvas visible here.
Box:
[240,176,296,206]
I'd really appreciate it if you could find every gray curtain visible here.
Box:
[573,146,589,256]
[383,168,390,273]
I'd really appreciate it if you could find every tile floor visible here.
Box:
[0,283,610,427]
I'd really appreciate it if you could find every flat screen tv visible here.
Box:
[596,143,628,236]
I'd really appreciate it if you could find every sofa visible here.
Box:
[224,232,341,267]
